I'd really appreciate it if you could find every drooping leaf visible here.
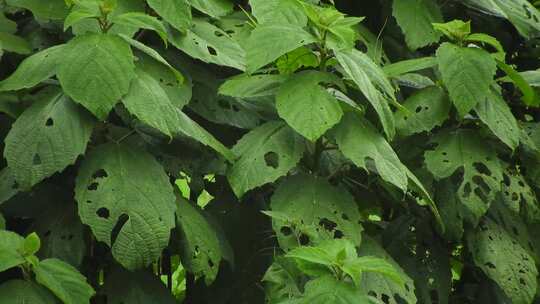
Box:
[475,89,520,150]
[34,258,95,304]
[57,33,136,119]
[424,130,504,224]
[4,91,95,189]
[176,199,226,285]
[500,170,540,224]
[270,174,363,251]
[219,74,288,98]
[0,32,31,54]
[250,0,307,27]
[276,47,319,75]
[0,280,59,304]
[244,24,316,73]
[392,0,443,50]
[436,43,497,117]
[0,44,65,91]
[147,0,192,32]
[5,0,68,20]
[276,71,344,141]
[112,12,168,45]
[467,218,538,304]
[395,86,451,136]
[169,19,245,71]
[335,48,396,139]
[227,122,305,198]
[74,143,177,270]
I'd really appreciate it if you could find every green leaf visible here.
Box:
[122,68,233,161]
[4,91,95,189]
[262,257,303,302]
[395,86,451,136]
[57,33,136,119]
[189,0,233,18]
[0,45,65,91]
[286,246,334,268]
[74,143,177,270]
[270,174,363,250]
[63,3,100,31]
[466,33,506,60]
[468,218,538,304]
[276,47,319,75]
[0,13,17,34]
[0,167,20,205]
[250,0,307,27]
[169,19,245,71]
[147,0,191,32]
[0,230,25,272]
[227,122,305,197]
[22,232,41,256]
[433,20,471,41]
[6,0,68,20]
[34,258,95,304]
[301,276,372,304]
[382,56,437,78]
[500,170,540,224]
[176,199,225,285]
[219,74,288,98]
[0,32,31,54]
[475,89,520,150]
[342,256,404,287]
[335,48,396,139]
[276,71,344,141]
[496,60,539,107]
[392,0,443,50]
[245,24,316,73]
[424,130,504,224]
[103,267,177,304]
[436,42,496,117]
[331,113,408,191]
[0,280,59,304]
[112,12,167,45]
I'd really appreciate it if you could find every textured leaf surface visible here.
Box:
[169,19,245,71]
[4,91,95,189]
[0,45,64,91]
[6,0,68,20]
[392,0,442,50]
[436,43,496,117]
[227,122,305,197]
[250,0,307,26]
[276,71,344,141]
[301,276,372,304]
[219,74,288,98]
[425,130,503,224]
[335,49,396,139]
[34,258,94,304]
[468,218,538,304]
[57,33,136,119]
[0,230,25,272]
[270,174,363,251]
[176,199,224,284]
[189,0,233,18]
[75,143,176,270]
[395,86,450,136]
[0,167,20,205]
[0,280,58,304]
[245,24,316,73]
[331,113,408,191]
[147,0,191,32]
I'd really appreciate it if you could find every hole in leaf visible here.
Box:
[415,106,422,113]
[92,169,108,179]
[299,233,310,245]
[96,208,110,219]
[473,162,492,176]
[111,213,129,244]
[45,118,54,126]
[208,259,214,267]
[33,154,42,165]
[264,152,279,169]
[280,226,292,236]
[319,218,337,231]
[207,46,217,56]
[88,183,99,191]
[214,31,224,37]
[333,230,344,239]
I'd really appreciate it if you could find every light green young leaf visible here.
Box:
[276,47,319,75]
[122,69,233,161]
[227,122,305,198]
[436,42,496,117]
[475,89,520,150]
[57,33,136,120]
[219,74,288,98]
[331,113,407,191]
[270,174,363,250]
[276,71,344,141]
[75,143,177,270]
[112,12,168,45]
[468,219,538,304]
[301,276,372,304]
[424,130,503,224]
[34,258,95,304]
[0,45,65,91]
[250,0,307,27]
[169,19,245,71]
[392,0,443,50]
[22,232,41,256]
[4,91,95,189]
[0,280,59,304]
[286,246,334,267]
[335,48,396,139]
[342,256,404,287]
[395,86,451,136]
[63,5,100,31]
[147,0,191,32]
[6,0,69,20]
[245,24,316,73]
[433,20,471,41]
[0,32,31,54]
[0,230,25,272]
[176,199,225,285]
[189,0,233,18]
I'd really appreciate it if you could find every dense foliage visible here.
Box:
[1,0,540,303]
